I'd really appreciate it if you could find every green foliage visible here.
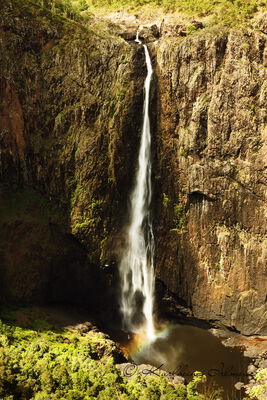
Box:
[185,24,198,35]
[179,147,189,157]
[172,203,187,233]
[187,372,206,399]
[71,183,83,207]
[162,192,170,208]
[34,0,82,21]
[247,369,267,400]
[23,0,267,28]
[241,42,250,51]
[255,369,267,382]
[0,318,123,399]
[89,198,104,211]
[72,192,104,235]
[214,263,221,271]
[0,315,226,400]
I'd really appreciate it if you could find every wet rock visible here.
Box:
[0,220,102,307]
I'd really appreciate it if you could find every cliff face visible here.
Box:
[154,28,267,335]
[0,0,145,308]
[1,0,266,335]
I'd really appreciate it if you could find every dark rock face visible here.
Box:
[154,29,267,335]
[0,220,99,305]
[0,0,145,312]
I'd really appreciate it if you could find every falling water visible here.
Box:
[119,31,155,340]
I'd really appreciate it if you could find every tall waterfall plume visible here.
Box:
[119,31,155,340]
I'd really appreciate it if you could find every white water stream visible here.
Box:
[119,32,155,340]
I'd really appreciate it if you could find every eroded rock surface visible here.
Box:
[154,28,267,335]
[0,0,145,311]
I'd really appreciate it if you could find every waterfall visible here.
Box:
[119,31,155,340]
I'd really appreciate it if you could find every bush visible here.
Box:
[0,315,229,399]
[30,0,267,28]
[172,203,187,233]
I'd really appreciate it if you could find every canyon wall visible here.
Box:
[154,28,267,335]
[0,0,266,335]
[0,0,145,310]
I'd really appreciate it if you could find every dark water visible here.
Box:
[132,324,251,400]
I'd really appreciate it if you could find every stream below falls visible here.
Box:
[113,322,252,400]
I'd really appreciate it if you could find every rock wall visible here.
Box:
[154,28,267,335]
[0,0,145,309]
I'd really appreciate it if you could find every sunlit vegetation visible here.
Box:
[172,203,187,233]
[162,192,170,208]
[0,311,225,400]
[31,0,267,27]
[246,369,267,400]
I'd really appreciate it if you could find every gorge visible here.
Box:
[1,0,266,337]
[0,0,267,399]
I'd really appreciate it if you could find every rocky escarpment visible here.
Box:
[0,0,146,311]
[1,0,267,336]
[154,27,267,335]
